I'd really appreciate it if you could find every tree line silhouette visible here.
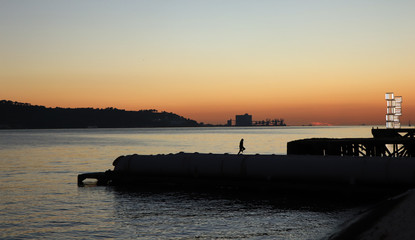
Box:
[0,100,198,129]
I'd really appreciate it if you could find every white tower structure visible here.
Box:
[395,95,402,128]
[385,92,402,129]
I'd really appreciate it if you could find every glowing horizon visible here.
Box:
[1,1,415,126]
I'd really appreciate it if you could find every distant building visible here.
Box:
[235,114,252,126]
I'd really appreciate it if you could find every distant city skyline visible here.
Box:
[1,1,415,125]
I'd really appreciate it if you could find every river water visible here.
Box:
[0,126,376,239]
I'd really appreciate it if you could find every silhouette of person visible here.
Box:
[238,138,245,155]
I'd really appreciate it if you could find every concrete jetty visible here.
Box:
[78,128,415,189]
[78,152,415,193]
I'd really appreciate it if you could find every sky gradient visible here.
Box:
[1,1,415,125]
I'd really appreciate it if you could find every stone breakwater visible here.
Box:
[79,153,415,191]
[111,153,415,186]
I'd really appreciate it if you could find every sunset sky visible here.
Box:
[1,1,415,125]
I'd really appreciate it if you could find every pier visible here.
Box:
[77,128,415,192]
[287,128,415,157]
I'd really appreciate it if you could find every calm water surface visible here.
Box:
[0,126,375,239]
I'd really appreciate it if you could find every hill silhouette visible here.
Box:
[0,100,198,129]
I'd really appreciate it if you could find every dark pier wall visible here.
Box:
[108,153,415,187]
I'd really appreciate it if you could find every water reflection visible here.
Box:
[109,187,364,239]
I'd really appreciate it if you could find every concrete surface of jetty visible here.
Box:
[328,189,415,240]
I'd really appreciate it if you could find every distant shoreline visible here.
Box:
[0,100,199,129]
[0,124,382,130]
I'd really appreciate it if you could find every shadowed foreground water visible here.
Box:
[0,126,375,239]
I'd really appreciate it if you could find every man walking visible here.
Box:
[238,138,245,155]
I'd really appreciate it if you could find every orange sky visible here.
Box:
[1,1,415,125]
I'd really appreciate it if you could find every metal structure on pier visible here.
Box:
[288,93,413,157]
[287,128,415,157]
